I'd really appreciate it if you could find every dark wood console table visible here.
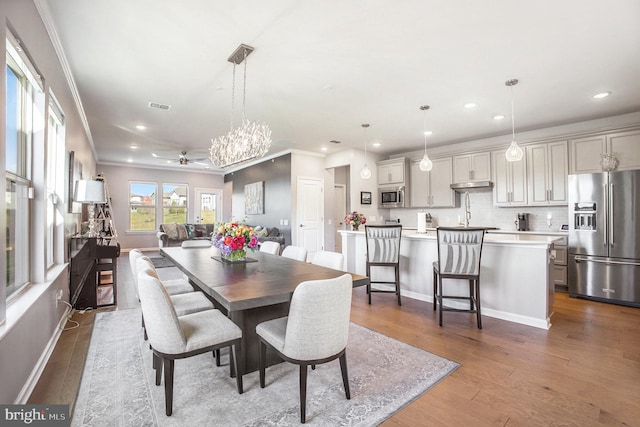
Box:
[69,236,120,309]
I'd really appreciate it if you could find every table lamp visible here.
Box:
[74,179,106,237]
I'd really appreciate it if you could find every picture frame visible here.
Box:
[244,181,265,215]
[361,191,372,205]
[68,151,83,213]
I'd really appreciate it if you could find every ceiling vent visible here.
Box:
[148,102,171,110]
[329,140,341,144]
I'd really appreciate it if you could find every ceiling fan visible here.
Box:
[151,151,209,166]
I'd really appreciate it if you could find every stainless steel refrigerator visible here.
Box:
[568,170,640,307]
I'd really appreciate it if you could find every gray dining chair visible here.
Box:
[365,225,403,305]
[256,273,353,423]
[433,227,486,328]
[138,268,243,416]
[310,250,344,270]
[259,241,281,255]
[281,245,308,262]
[129,249,193,296]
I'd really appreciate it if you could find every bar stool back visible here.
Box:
[365,225,403,305]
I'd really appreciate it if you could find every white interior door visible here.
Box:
[296,177,324,260]
[333,184,346,252]
[194,188,222,224]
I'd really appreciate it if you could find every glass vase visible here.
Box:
[221,248,247,262]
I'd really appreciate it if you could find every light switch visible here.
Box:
[283,219,288,226]
[370,215,376,222]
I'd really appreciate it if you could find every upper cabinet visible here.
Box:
[527,141,568,205]
[492,150,527,206]
[569,129,640,174]
[409,157,455,208]
[453,152,491,183]
[377,158,407,186]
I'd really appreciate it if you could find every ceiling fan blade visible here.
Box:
[151,152,174,160]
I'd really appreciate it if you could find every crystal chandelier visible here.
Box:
[210,44,272,168]
[504,78,524,162]
[419,105,433,171]
[360,124,372,180]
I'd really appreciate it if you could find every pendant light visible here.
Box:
[360,124,372,180]
[419,105,433,171]
[504,78,523,162]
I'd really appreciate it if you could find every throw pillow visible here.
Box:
[177,224,188,240]
[185,224,195,238]
[163,223,179,239]
[267,227,280,237]
[194,229,204,237]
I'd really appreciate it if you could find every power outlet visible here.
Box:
[56,289,63,307]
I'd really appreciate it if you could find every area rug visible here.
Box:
[72,309,459,426]
[149,256,174,269]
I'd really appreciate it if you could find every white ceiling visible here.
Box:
[39,0,640,172]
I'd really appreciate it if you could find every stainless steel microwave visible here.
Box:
[379,186,405,208]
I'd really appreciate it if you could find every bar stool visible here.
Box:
[433,227,486,329]
[365,225,402,305]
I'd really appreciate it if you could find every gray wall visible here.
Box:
[97,164,225,250]
[225,154,292,245]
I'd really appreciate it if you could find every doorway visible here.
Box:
[296,177,324,260]
[194,188,222,224]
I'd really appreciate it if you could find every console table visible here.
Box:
[69,236,120,309]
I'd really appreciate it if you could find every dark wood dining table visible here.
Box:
[160,246,369,374]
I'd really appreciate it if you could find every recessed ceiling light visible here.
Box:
[136,124,146,130]
[130,144,139,150]
[593,92,611,99]
[464,103,477,109]
[423,131,433,136]
[127,158,133,163]
[320,147,328,152]
[373,142,381,147]
[493,114,505,120]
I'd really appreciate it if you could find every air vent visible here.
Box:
[329,140,341,144]
[148,102,171,110]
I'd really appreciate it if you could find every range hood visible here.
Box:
[450,181,494,191]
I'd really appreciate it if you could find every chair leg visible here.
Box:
[231,343,243,394]
[433,269,437,311]
[395,265,402,306]
[366,263,372,305]
[164,358,174,416]
[214,348,221,367]
[339,352,351,400]
[154,353,162,386]
[475,280,482,329]
[299,364,308,424]
[142,314,148,341]
[469,280,474,310]
[228,346,235,377]
[438,276,444,327]
[259,341,266,388]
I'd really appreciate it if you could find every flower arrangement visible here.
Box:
[211,221,259,261]
[344,211,367,230]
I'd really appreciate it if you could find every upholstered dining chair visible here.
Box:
[433,227,486,329]
[129,249,193,296]
[310,250,344,270]
[281,245,308,262]
[365,225,403,305]
[256,273,353,423]
[259,241,281,255]
[138,268,243,416]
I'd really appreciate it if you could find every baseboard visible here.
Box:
[15,305,72,404]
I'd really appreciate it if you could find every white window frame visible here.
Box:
[46,91,65,269]
[161,183,188,224]
[128,181,158,232]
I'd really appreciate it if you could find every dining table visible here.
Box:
[160,246,369,374]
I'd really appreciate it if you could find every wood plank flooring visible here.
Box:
[29,254,640,426]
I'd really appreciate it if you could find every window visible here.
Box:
[162,183,188,224]
[46,92,65,268]
[5,31,40,300]
[129,182,157,231]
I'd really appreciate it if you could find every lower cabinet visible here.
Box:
[552,236,568,291]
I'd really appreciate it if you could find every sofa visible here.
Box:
[157,223,285,248]
[157,223,216,248]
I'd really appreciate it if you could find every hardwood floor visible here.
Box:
[29,255,640,426]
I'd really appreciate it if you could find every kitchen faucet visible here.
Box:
[464,191,471,227]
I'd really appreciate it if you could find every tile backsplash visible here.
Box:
[387,191,568,232]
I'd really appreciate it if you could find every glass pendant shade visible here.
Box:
[419,153,433,171]
[505,139,524,162]
[360,164,372,180]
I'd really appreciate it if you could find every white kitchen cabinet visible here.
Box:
[569,129,640,174]
[492,150,527,206]
[453,152,491,183]
[377,158,406,186]
[527,141,568,205]
[409,157,455,207]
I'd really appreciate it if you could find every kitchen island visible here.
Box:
[340,229,561,329]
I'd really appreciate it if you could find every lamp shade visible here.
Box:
[74,180,106,204]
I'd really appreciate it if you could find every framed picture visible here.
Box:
[68,151,83,213]
[361,191,372,205]
[244,181,264,214]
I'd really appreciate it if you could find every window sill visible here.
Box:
[0,264,68,340]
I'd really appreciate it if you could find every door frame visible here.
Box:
[194,188,223,224]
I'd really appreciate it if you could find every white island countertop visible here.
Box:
[341,229,563,246]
